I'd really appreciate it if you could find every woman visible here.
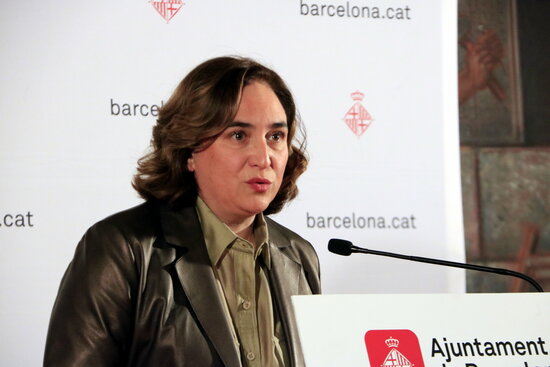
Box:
[44,56,321,367]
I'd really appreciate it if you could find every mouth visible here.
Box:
[246,178,272,193]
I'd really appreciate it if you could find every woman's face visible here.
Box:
[187,81,289,224]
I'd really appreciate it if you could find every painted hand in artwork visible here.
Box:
[459,29,505,104]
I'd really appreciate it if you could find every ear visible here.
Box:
[187,154,196,172]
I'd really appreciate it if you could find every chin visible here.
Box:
[244,200,271,215]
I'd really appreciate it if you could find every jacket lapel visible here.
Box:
[159,205,242,367]
[268,235,305,367]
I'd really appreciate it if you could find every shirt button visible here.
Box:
[242,300,251,310]
[246,352,256,361]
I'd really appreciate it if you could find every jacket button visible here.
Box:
[242,300,251,310]
[246,352,256,361]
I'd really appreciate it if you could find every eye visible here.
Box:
[230,130,245,140]
[269,131,286,142]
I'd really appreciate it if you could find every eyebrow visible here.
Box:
[228,121,288,129]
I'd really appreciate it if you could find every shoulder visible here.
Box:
[265,217,319,266]
[93,201,158,237]
[61,201,165,307]
[85,201,161,246]
[266,217,312,246]
[74,201,163,270]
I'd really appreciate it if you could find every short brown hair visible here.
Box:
[132,56,308,214]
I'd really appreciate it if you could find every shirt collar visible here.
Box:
[195,197,271,268]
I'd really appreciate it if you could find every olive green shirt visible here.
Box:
[196,197,288,367]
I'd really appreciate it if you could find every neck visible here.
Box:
[197,195,257,245]
[230,217,256,245]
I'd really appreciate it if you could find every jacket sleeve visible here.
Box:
[44,221,138,367]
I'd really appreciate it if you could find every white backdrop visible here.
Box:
[0,0,462,365]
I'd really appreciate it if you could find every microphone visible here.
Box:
[328,238,544,292]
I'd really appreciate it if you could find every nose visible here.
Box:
[248,138,271,168]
